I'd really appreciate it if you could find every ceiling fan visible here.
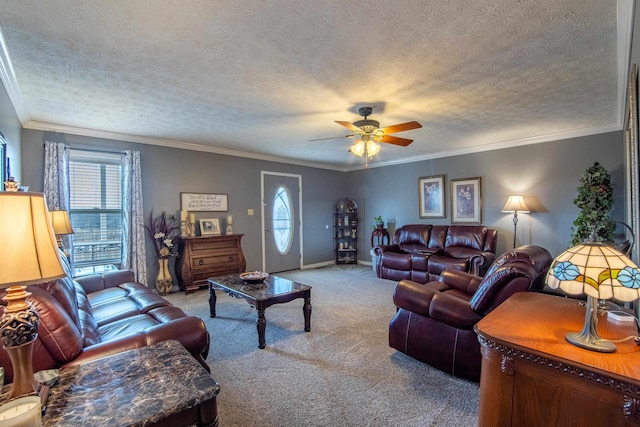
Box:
[310,107,422,167]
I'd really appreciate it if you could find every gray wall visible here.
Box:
[346,132,625,259]
[20,129,345,283]
[19,126,625,279]
[0,81,21,180]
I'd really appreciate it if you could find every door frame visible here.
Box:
[261,171,303,272]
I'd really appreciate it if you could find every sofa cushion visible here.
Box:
[428,226,448,249]
[88,283,173,326]
[445,226,487,251]
[397,224,432,246]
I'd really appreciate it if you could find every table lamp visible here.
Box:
[49,208,74,257]
[546,240,640,352]
[501,195,530,249]
[0,192,65,398]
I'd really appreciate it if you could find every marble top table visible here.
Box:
[208,274,312,349]
[1,340,220,427]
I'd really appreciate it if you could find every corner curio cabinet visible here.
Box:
[335,198,358,264]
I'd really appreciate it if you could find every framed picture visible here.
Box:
[200,218,221,236]
[418,175,446,218]
[181,192,228,212]
[451,177,482,224]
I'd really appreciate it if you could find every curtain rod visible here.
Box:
[42,144,128,155]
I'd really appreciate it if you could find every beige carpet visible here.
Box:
[165,265,479,427]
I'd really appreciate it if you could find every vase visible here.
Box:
[155,258,172,294]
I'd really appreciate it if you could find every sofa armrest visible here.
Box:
[62,333,148,368]
[438,269,483,295]
[374,244,401,256]
[392,279,481,329]
[63,316,210,368]
[468,251,496,276]
[75,269,137,294]
[392,280,438,317]
[428,293,482,329]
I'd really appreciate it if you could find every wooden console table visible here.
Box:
[177,234,246,294]
[474,292,640,427]
[0,340,220,426]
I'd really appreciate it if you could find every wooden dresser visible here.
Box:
[176,235,246,294]
[474,292,640,427]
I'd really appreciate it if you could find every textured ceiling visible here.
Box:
[0,0,632,170]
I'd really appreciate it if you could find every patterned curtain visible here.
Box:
[121,150,147,285]
[43,139,72,257]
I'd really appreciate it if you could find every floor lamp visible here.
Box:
[0,192,65,398]
[502,195,530,249]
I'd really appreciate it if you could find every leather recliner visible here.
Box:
[388,245,552,382]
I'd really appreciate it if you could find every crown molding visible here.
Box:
[350,123,622,171]
[23,120,350,171]
[0,26,30,124]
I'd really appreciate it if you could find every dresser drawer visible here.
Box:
[190,238,239,253]
[191,253,240,271]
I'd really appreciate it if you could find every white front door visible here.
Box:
[262,172,302,273]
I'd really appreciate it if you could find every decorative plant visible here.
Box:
[145,211,180,258]
[570,162,616,246]
[374,215,384,228]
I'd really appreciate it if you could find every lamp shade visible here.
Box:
[0,192,65,287]
[501,195,530,213]
[546,242,640,302]
[49,209,74,235]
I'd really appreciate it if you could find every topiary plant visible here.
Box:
[570,162,616,246]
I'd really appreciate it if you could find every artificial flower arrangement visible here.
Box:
[145,211,180,259]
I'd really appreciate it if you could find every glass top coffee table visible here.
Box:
[207,274,312,349]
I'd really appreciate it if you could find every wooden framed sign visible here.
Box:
[180,192,228,212]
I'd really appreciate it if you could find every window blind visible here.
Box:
[69,150,123,268]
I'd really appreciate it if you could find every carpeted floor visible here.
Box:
[165,265,479,427]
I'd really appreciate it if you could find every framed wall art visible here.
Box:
[418,175,446,218]
[200,218,221,236]
[451,177,482,224]
[181,192,228,212]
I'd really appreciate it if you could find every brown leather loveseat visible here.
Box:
[374,224,498,283]
[389,245,552,382]
[0,253,210,384]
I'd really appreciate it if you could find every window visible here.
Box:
[272,185,293,254]
[69,150,122,272]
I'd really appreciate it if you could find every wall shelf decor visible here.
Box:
[335,198,358,264]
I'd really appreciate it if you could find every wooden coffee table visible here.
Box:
[208,274,311,349]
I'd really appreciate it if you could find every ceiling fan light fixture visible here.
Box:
[350,140,365,157]
[366,141,380,157]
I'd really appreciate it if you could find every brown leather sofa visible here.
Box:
[389,245,552,382]
[374,224,498,283]
[0,253,210,383]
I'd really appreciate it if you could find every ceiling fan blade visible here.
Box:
[308,135,354,141]
[335,121,362,133]
[379,121,422,134]
[378,134,413,147]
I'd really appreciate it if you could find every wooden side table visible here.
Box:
[370,228,390,247]
[474,292,640,427]
[0,340,220,426]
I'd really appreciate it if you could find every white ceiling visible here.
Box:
[0,0,633,171]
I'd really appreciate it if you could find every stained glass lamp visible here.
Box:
[546,241,640,352]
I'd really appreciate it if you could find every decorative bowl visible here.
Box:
[239,271,269,284]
